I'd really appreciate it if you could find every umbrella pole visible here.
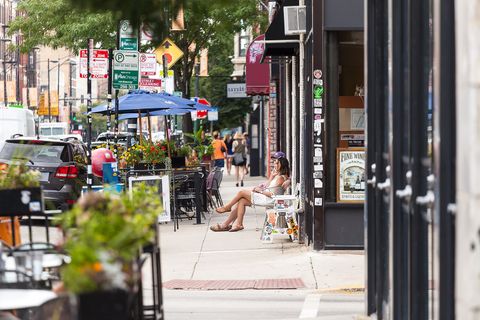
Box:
[138,110,143,144]
[147,112,152,143]
[165,115,171,158]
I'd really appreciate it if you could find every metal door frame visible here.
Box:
[365,0,389,316]
[432,0,456,318]
[389,0,412,318]
[409,0,431,318]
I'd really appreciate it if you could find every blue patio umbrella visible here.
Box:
[90,90,196,115]
[118,108,193,121]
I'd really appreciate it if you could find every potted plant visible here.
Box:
[0,161,42,246]
[59,185,160,319]
[185,127,214,161]
[121,142,166,171]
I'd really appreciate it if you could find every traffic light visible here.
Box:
[64,93,68,107]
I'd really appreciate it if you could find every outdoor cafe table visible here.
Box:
[0,289,56,310]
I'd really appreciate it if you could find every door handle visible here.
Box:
[396,184,412,201]
[377,178,391,192]
[367,176,376,187]
[416,190,435,207]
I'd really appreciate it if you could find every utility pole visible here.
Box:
[47,58,51,122]
[194,63,200,133]
[69,60,75,133]
[86,38,93,190]
[57,61,60,122]
[2,0,8,107]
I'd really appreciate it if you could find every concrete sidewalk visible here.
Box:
[158,171,365,291]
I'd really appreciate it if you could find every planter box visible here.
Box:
[133,163,166,171]
[76,289,130,320]
[0,187,43,215]
[171,156,186,168]
[201,155,212,162]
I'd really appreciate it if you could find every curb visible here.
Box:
[316,285,365,294]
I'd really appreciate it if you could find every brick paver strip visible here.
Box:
[163,278,305,290]
[254,278,305,289]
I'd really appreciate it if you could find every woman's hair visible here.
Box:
[224,134,231,141]
[277,157,290,177]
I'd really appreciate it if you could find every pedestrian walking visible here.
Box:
[211,131,227,169]
[224,133,234,175]
[232,132,247,187]
[243,132,250,175]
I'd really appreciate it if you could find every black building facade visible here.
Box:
[261,0,365,250]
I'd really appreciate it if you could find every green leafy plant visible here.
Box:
[0,162,41,190]
[184,127,214,158]
[59,185,161,294]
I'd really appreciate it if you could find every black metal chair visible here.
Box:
[206,167,224,209]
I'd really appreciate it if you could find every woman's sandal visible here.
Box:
[215,207,230,214]
[229,225,244,232]
[210,224,232,232]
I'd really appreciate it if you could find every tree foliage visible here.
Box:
[9,0,116,53]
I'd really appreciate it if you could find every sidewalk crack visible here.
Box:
[310,256,319,289]
[190,215,211,279]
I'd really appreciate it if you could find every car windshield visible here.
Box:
[0,142,69,163]
[40,127,66,136]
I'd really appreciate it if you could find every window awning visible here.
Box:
[262,0,299,60]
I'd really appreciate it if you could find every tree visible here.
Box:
[9,0,116,53]
[76,105,107,138]
[200,28,251,129]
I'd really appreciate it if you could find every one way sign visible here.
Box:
[112,50,139,90]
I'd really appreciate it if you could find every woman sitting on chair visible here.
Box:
[211,156,290,232]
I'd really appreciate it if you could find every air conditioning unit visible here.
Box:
[283,6,307,35]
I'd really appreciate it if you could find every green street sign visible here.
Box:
[119,20,138,51]
[120,38,137,51]
[113,50,139,90]
[313,85,324,99]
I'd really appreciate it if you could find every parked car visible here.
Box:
[93,131,149,148]
[0,137,88,211]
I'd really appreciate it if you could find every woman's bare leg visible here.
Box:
[235,165,240,185]
[220,204,238,228]
[222,189,251,211]
[232,198,252,228]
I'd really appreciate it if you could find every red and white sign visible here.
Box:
[79,49,109,78]
[193,97,210,119]
[139,78,162,88]
[140,53,157,76]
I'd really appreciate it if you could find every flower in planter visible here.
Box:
[59,185,161,294]
[0,161,41,190]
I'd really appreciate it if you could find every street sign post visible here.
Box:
[140,53,157,76]
[79,49,109,78]
[119,20,138,51]
[154,38,184,68]
[139,78,162,89]
[112,50,140,90]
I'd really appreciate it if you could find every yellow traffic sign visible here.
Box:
[154,38,184,68]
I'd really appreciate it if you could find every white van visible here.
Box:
[0,107,35,142]
[39,122,83,142]
[39,122,68,136]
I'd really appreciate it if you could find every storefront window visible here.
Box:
[336,31,365,203]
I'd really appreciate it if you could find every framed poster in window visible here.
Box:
[128,175,171,222]
[337,148,366,203]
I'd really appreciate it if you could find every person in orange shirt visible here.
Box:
[211,131,227,169]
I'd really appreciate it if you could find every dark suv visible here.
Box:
[0,138,88,211]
